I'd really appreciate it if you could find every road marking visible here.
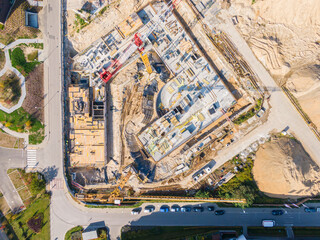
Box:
[27,149,38,168]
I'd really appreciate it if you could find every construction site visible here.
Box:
[67,0,268,204]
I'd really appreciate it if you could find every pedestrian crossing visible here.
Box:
[27,149,37,168]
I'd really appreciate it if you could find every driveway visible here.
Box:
[0,148,25,212]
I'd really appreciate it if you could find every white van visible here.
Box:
[262,220,275,227]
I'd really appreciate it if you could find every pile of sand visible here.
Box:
[223,0,320,129]
[252,137,320,198]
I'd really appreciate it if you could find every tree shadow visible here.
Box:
[41,165,58,183]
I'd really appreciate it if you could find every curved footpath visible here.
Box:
[0,38,44,145]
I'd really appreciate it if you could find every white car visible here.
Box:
[205,167,211,174]
[193,176,199,181]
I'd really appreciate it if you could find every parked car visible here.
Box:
[193,206,204,212]
[144,206,155,213]
[271,210,284,216]
[262,220,275,227]
[205,167,212,174]
[171,205,180,212]
[181,206,192,212]
[305,207,317,213]
[193,176,199,182]
[160,206,170,212]
[207,206,215,211]
[214,210,225,215]
[207,178,213,185]
[131,208,141,215]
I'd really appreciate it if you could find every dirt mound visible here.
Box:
[253,137,320,198]
[225,0,320,129]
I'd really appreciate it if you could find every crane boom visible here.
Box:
[99,0,181,83]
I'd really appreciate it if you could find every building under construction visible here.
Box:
[68,83,105,168]
[137,2,236,161]
[67,0,262,198]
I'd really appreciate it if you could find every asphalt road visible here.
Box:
[50,196,320,239]
[0,148,25,212]
[2,1,317,240]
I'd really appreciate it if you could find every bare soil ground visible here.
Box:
[67,0,153,52]
[222,0,320,129]
[253,137,320,198]
[22,63,44,122]
[8,170,25,190]
[0,0,41,45]
[0,131,24,148]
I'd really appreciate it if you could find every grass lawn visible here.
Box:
[0,131,24,148]
[293,227,320,236]
[18,187,32,201]
[9,47,39,77]
[233,98,263,125]
[0,107,44,144]
[27,51,38,61]
[7,170,25,189]
[121,226,243,240]
[8,194,50,240]
[247,227,286,237]
[29,129,45,145]
[65,226,83,240]
[0,196,10,215]
[28,43,43,50]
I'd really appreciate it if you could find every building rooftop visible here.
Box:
[82,230,98,240]
[137,2,236,161]
[69,85,105,168]
[0,0,12,24]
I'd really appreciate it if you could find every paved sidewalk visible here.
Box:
[0,148,26,212]
[286,226,294,239]
[0,229,9,240]
[3,39,43,51]
[26,0,44,7]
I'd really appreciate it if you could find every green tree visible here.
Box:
[230,185,256,207]
[195,190,211,198]
[30,175,46,194]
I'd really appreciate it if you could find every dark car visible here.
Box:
[131,208,141,215]
[207,206,215,211]
[144,206,155,213]
[214,210,225,215]
[272,210,284,216]
[181,206,192,212]
[304,207,317,213]
[193,206,204,212]
[160,206,170,212]
[171,205,180,212]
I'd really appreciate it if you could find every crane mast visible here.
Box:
[99,0,181,83]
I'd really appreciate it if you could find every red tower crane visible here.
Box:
[99,0,181,83]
